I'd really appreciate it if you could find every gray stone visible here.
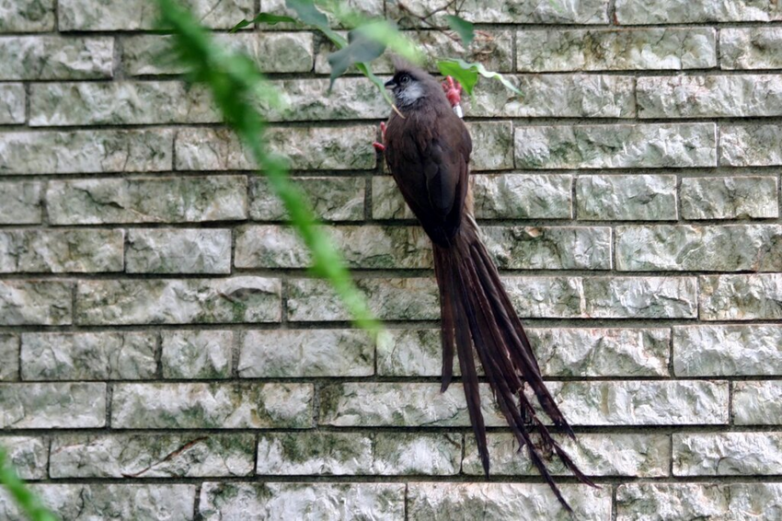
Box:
[250,176,365,222]
[0,484,196,521]
[59,0,253,30]
[256,432,461,475]
[681,176,779,220]
[733,381,782,425]
[0,129,173,175]
[262,78,387,121]
[123,33,314,76]
[0,383,105,428]
[373,174,573,220]
[674,325,782,377]
[376,329,447,377]
[0,334,19,381]
[1,437,47,480]
[673,432,782,476]
[21,332,157,380]
[50,433,254,478]
[720,124,782,166]
[482,226,612,270]
[126,229,232,274]
[30,82,219,126]
[199,482,404,521]
[700,274,782,321]
[408,483,611,521]
[111,383,312,429]
[286,278,439,322]
[175,126,376,171]
[239,329,374,378]
[616,225,782,271]
[0,182,42,224]
[468,75,635,118]
[235,225,432,269]
[721,28,782,69]
[617,483,782,521]
[615,0,778,24]
[76,277,281,325]
[161,330,233,379]
[0,36,113,80]
[516,28,717,72]
[0,0,55,32]
[516,124,717,169]
[576,175,678,221]
[463,433,670,477]
[0,229,124,273]
[638,75,782,118]
[467,121,514,170]
[47,176,247,225]
[0,84,25,124]
[0,280,72,325]
[388,0,609,24]
[262,0,383,28]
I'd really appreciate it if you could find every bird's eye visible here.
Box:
[400,75,410,84]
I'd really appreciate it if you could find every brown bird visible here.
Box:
[380,61,596,510]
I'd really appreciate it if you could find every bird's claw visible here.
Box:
[373,121,387,152]
[442,76,462,108]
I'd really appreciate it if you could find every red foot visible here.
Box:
[442,76,462,108]
[373,121,387,152]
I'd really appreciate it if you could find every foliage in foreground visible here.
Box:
[0,448,57,521]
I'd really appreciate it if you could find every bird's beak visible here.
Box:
[384,79,396,89]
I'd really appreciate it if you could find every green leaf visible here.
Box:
[353,20,423,65]
[286,0,345,46]
[0,447,57,521]
[230,13,297,33]
[436,58,521,96]
[327,29,386,90]
[445,15,474,46]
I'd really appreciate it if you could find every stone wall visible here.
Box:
[1,0,782,519]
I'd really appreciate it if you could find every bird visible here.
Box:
[377,61,596,511]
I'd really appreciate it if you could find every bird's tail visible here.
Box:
[432,218,596,512]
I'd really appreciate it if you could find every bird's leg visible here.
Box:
[442,76,463,118]
[373,121,386,152]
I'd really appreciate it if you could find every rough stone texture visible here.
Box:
[256,432,461,475]
[123,33,314,76]
[161,330,233,379]
[721,28,782,70]
[463,433,670,477]
[617,483,782,521]
[673,432,782,476]
[388,0,609,24]
[0,229,124,273]
[700,274,782,320]
[0,484,196,521]
[0,0,55,32]
[0,334,19,381]
[262,0,383,28]
[674,325,782,377]
[0,84,25,124]
[681,176,779,220]
[720,124,782,166]
[50,433,254,478]
[0,182,42,224]
[517,28,717,72]
[0,280,72,325]
[468,74,635,118]
[0,129,173,175]
[21,332,157,380]
[638,75,782,118]
[263,78,387,122]
[111,383,312,429]
[250,177,364,222]
[239,329,374,378]
[59,0,253,30]
[576,175,678,221]
[466,121,514,170]
[47,176,247,225]
[199,482,405,521]
[126,229,232,274]
[373,174,573,220]
[733,381,782,425]
[175,126,376,171]
[1,436,47,480]
[616,224,782,272]
[0,36,113,80]
[615,0,779,24]
[0,382,106,428]
[76,277,281,325]
[407,483,611,521]
[516,124,717,169]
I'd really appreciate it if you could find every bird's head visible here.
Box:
[384,60,443,110]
